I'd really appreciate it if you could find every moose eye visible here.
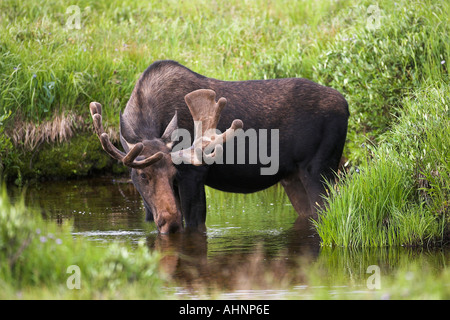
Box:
[140,173,147,180]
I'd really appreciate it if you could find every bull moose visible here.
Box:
[90,60,349,234]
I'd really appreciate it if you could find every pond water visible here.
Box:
[13,177,450,298]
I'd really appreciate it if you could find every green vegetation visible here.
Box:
[311,0,449,247]
[2,0,446,180]
[315,86,449,247]
[0,184,164,299]
[312,1,449,161]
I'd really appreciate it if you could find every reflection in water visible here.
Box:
[14,178,150,243]
[11,178,450,296]
[147,217,320,290]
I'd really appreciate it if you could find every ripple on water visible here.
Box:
[72,230,149,243]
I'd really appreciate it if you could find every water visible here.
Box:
[11,177,450,298]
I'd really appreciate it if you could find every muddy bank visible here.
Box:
[3,132,127,184]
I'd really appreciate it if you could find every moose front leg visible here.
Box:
[176,165,209,233]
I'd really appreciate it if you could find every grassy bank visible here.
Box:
[314,86,449,247]
[2,0,447,180]
[0,0,356,180]
[307,1,449,247]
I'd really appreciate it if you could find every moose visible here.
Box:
[90,60,349,234]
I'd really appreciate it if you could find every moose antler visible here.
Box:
[89,102,163,169]
[172,89,243,165]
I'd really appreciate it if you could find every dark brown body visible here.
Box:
[120,60,349,230]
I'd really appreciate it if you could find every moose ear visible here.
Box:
[161,111,178,147]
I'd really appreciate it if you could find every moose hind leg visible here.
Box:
[299,117,346,218]
[281,172,311,217]
[298,145,342,219]
[298,168,328,219]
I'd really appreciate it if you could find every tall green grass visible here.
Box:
[309,0,449,247]
[0,0,351,124]
[315,86,449,247]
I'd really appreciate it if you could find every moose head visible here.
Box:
[90,89,243,233]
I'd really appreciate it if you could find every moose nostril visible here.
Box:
[168,222,182,233]
[160,222,182,234]
[157,216,182,234]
